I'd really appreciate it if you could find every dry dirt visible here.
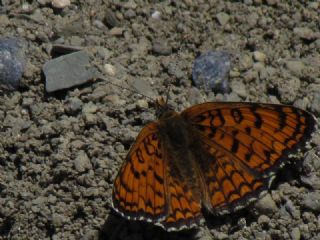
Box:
[0,1,320,240]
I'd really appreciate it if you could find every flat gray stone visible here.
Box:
[43,51,97,92]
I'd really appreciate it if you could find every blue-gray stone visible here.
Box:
[192,51,231,93]
[0,38,26,89]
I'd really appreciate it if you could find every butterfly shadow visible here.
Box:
[99,212,200,240]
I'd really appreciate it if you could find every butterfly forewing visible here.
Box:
[112,122,168,222]
[181,102,316,212]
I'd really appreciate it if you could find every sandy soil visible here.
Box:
[0,1,320,239]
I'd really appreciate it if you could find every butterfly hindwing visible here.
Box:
[182,102,316,212]
[158,166,202,231]
[112,122,168,222]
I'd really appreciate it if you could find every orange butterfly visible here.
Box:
[112,98,316,231]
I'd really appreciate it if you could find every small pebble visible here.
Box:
[51,0,70,9]
[82,102,98,114]
[265,0,276,5]
[130,78,155,98]
[239,54,253,71]
[124,9,136,19]
[231,80,247,98]
[152,40,172,56]
[109,27,124,36]
[104,9,120,28]
[255,194,278,216]
[216,12,230,26]
[51,213,65,228]
[302,192,320,212]
[74,150,92,173]
[253,51,266,63]
[294,27,316,41]
[311,92,320,114]
[258,215,270,227]
[285,60,305,77]
[192,51,231,93]
[104,64,116,76]
[136,99,148,109]
[67,97,83,113]
[302,151,320,174]
[290,227,301,240]
[301,174,320,190]
[151,10,161,19]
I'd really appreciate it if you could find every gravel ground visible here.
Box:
[1,1,320,239]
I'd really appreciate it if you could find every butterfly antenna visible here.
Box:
[165,84,171,105]
[96,77,155,102]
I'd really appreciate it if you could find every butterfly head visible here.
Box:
[155,97,176,119]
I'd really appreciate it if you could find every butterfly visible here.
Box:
[112,98,316,231]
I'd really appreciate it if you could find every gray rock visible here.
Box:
[293,97,309,110]
[166,61,185,79]
[82,102,98,114]
[294,27,317,41]
[299,224,311,240]
[253,51,266,63]
[136,99,148,109]
[265,0,276,5]
[192,51,231,93]
[301,174,320,190]
[187,87,202,105]
[124,9,136,19]
[3,114,32,132]
[152,40,172,55]
[215,232,229,240]
[52,213,65,228]
[80,230,99,240]
[84,187,99,197]
[255,194,278,216]
[277,77,300,102]
[231,80,247,98]
[109,27,124,36]
[285,199,300,219]
[311,92,320,114]
[0,38,26,89]
[310,234,320,240]
[239,54,253,71]
[123,0,137,9]
[104,9,120,28]
[302,192,320,212]
[216,12,230,26]
[290,227,301,240]
[74,150,92,173]
[244,0,253,4]
[130,78,155,98]
[67,97,83,113]
[302,151,320,174]
[257,215,270,227]
[286,60,305,77]
[83,113,98,125]
[43,51,97,92]
[247,12,259,27]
